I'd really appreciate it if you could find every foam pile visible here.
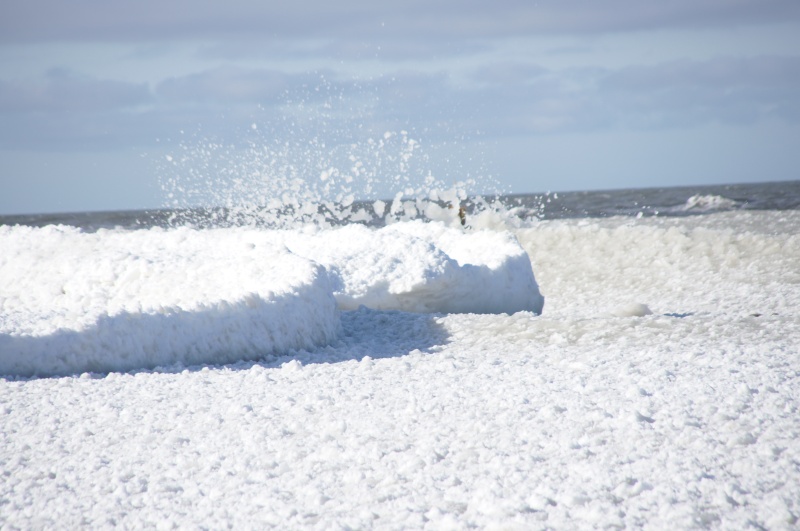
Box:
[279,221,544,314]
[0,222,542,377]
[0,225,339,377]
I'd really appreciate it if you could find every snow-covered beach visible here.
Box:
[1,207,799,528]
[3,0,800,526]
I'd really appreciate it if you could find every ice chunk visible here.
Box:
[609,303,653,317]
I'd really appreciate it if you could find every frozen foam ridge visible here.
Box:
[277,221,545,314]
[0,225,340,377]
[0,221,543,377]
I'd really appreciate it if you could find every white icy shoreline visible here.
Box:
[1,210,799,529]
[0,221,543,377]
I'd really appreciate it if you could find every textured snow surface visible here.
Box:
[0,225,340,377]
[0,222,541,377]
[282,221,544,314]
[1,211,799,529]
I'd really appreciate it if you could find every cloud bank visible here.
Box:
[2,56,798,150]
[3,0,799,43]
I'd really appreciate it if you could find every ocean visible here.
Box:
[1,179,799,529]
[2,179,799,231]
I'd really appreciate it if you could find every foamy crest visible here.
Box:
[160,129,490,227]
[156,81,512,229]
[679,194,739,212]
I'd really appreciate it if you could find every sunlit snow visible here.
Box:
[1,209,798,529]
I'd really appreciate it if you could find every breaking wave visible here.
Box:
[677,194,740,213]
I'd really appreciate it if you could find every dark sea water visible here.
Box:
[510,180,800,219]
[2,180,798,232]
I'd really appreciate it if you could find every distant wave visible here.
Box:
[677,194,739,212]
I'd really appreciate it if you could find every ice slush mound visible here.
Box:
[0,225,340,377]
[280,221,545,315]
[0,220,544,377]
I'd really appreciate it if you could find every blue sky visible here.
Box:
[1,0,799,214]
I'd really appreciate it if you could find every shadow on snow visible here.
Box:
[0,307,450,380]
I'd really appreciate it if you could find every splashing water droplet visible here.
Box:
[156,81,512,229]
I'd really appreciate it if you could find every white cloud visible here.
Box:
[2,53,798,152]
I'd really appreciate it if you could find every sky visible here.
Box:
[1,0,799,215]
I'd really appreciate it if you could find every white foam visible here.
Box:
[279,221,544,314]
[678,193,738,212]
[159,128,492,229]
[0,221,542,377]
[515,210,800,318]
[0,225,340,377]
